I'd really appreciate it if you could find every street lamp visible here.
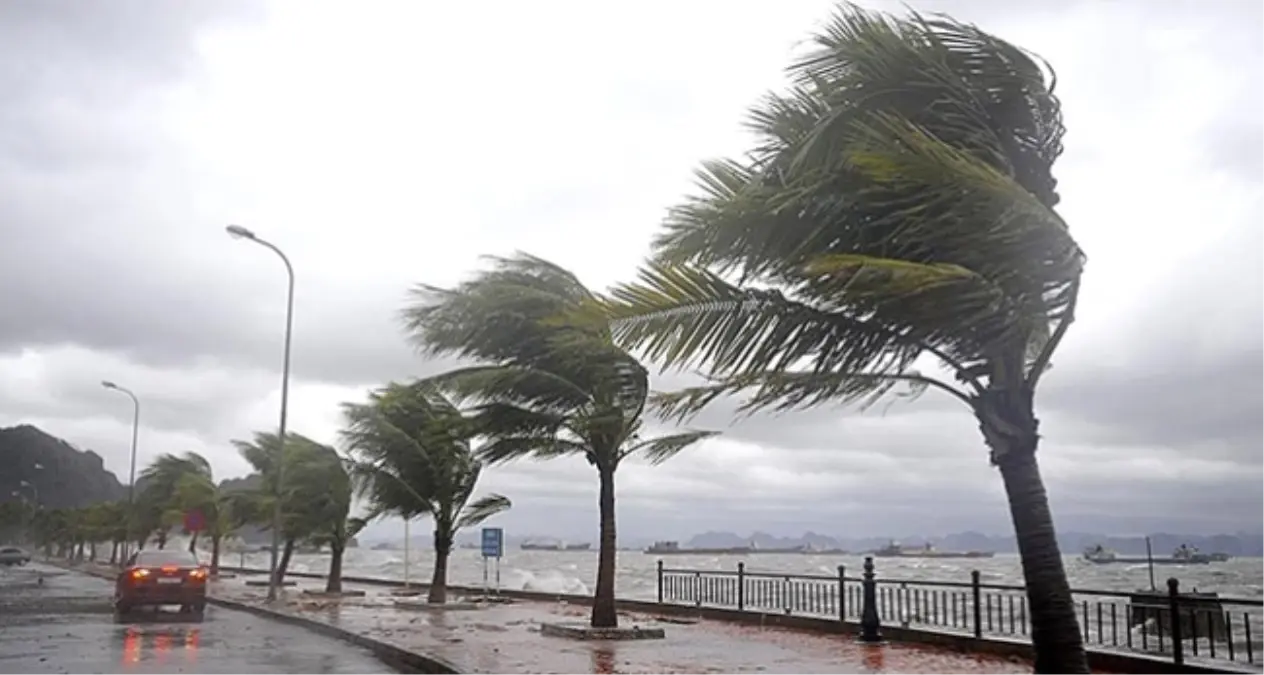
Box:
[226,223,295,603]
[15,468,40,545]
[102,380,140,562]
[17,480,38,504]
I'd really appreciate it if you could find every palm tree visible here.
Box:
[342,381,512,604]
[598,5,1085,672]
[139,452,213,551]
[172,470,246,575]
[307,516,368,594]
[232,431,348,585]
[403,254,717,627]
[282,447,355,594]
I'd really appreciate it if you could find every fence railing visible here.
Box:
[657,557,1263,670]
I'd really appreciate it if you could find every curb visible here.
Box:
[207,595,460,674]
[51,562,459,675]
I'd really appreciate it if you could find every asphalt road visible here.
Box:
[0,562,398,674]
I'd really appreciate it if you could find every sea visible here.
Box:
[226,547,1264,602]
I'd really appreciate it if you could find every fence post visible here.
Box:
[838,565,846,623]
[859,556,883,643]
[656,559,664,605]
[737,562,746,612]
[971,570,983,639]
[1168,577,1184,665]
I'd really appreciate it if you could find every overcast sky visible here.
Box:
[1,0,1260,544]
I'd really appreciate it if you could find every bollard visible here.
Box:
[737,562,746,611]
[837,565,846,623]
[1168,578,1185,665]
[859,556,883,643]
[656,560,664,605]
[971,570,983,639]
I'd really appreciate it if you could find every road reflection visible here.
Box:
[120,624,201,668]
[591,645,616,674]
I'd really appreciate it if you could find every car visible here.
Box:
[114,549,209,619]
[0,546,31,566]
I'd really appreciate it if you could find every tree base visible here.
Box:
[392,599,481,611]
[389,587,423,597]
[540,622,665,641]
[301,589,367,598]
[468,594,515,605]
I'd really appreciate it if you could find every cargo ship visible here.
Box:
[1082,543,1213,565]
[870,541,995,559]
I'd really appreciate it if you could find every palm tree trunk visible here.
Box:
[210,535,222,576]
[274,538,296,585]
[110,541,119,565]
[978,384,1087,675]
[89,542,97,561]
[998,450,1088,673]
[188,531,199,555]
[326,543,345,594]
[590,465,618,628]
[428,527,451,604]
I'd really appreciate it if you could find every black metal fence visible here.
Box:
[657,557,1263,670]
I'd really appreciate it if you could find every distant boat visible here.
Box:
[370,542,396,551]
[643,540,821,555]
[1082,543,1212,565]
[870,541,994,559]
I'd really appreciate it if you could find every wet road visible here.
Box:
[0,562,398,674]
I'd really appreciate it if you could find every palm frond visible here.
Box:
[622,430,719,465]
[455,494,512,531]
[427,364,593,412]
[604,261,926,379]
[475,435,590,465]
[650,369,963,424]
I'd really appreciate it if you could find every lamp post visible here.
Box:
[102,381,140,562]
[226,224,294,603]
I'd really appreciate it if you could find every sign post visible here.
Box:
[481,527,504,598]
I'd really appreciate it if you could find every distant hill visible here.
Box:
[683,530,1264,556]
[0,424,127,510]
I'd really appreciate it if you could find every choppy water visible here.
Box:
[226,547,1264,602]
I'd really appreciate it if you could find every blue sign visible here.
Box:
[481,527,504,558]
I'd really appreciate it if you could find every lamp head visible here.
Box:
[101,381,117,390]
[226,224,256,240]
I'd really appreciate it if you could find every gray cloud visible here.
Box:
[0,0,1259,542]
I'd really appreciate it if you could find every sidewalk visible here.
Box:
[209,572,1032,674]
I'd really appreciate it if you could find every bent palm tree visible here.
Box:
[342,381,511,604]
[233,431,346,585]
[600,6,1085,672]
[139,452,214,553]
[173,470,247,575]
[403,254,717,627]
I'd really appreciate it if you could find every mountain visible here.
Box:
[0,424,127,510]
[683,530,1264,556]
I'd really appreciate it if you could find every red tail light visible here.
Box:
[188,567,208,580]
[130,568,151,580]
[161,565,179,573]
